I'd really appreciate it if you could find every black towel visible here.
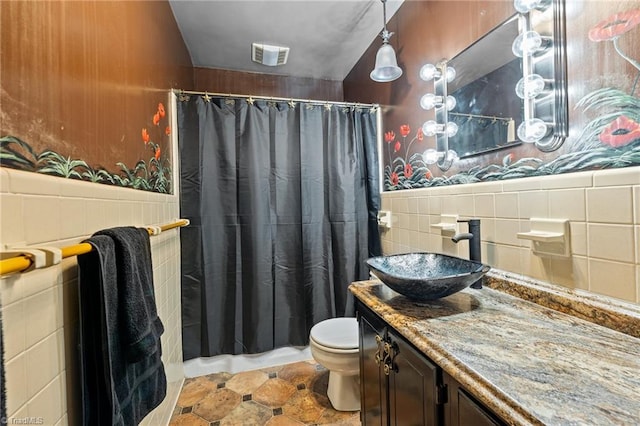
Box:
[78,227,166,425]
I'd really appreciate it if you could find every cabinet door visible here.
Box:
[358,303,389,426]
[443,373,504,426]
[388,331,440,426]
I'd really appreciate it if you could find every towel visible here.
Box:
[78,227,166,425]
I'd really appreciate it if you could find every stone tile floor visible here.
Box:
[170,360,361,425]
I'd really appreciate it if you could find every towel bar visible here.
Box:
[0,219,190,276]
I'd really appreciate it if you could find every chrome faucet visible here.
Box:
[452,218,483,289]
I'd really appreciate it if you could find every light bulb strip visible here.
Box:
[419,59,458,171]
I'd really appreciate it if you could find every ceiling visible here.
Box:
[168,0,404,81]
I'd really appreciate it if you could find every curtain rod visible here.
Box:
[172,89,379,110]
[0,219,190,276]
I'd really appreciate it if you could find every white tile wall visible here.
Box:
[0,169,183,425]
[379,167,640,304]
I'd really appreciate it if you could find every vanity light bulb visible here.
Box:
[420,93,437,110]
[445,149,459,162]
[422,148,440,165]
[445,122,459,137]
[422,120,440,137]
[512,30,543,58]
[445,96,457,111]
[517,118,548,142]
[445,66,456,83]
[515,74,545,99]
[420,64,438,81]
[513,0,550,13]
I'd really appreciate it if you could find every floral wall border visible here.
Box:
[0,102,173,194]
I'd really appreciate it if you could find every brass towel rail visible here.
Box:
[0,219,189,276]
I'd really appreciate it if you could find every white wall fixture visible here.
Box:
[377,210,393,229]
[517,218,571,257]
[431,214,459,236]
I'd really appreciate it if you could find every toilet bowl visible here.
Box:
[309,317,360,411]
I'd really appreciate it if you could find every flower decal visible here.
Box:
[390,172,399,186]
[599,115,640,147]
[142,128,150,144]
[383,122,433,190]
[587,8,640,81]
[576,7,640,155]
[384,131,396,143]
[404,163,413,179]
[140,100,171,189]
[424,169,432,180]
[588,9,640,41]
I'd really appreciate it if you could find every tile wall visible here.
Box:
[0,168,184,425]
[380,167,640,304]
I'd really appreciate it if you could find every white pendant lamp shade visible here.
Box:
[370,0,402,82]
[370,42,402,82]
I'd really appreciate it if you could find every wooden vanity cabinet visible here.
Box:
[442,373,503,426]
[358,302,389,426]
[387,328,440,425]
[357,301,441,426]
[356,300,505,426]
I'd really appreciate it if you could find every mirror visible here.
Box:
[448,15,523,158]
[447,0,568,157]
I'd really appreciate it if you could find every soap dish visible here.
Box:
[517,218,571,257]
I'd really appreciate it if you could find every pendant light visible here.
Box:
[370,0,402,82]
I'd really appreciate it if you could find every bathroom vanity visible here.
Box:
[358,301,501,426]
[351,271,640,426]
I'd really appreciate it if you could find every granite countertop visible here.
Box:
[349,273,640,426]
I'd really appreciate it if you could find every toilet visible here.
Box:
[309,317,360,411]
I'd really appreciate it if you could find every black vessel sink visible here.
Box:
[366,252,491,301]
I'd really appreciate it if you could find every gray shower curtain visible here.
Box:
[178,95,381,359]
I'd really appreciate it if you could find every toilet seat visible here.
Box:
[310,317,358,350]
[310,336,359,354]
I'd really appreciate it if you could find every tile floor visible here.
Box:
[170,360,361,425]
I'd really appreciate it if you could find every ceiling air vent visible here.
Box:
[251,43,290,66]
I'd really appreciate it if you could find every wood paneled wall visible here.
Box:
[0,0,194,174]
[193,67,344,102]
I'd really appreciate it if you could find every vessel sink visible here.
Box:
[366,252,491,301]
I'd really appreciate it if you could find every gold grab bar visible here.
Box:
[0,219,189,276]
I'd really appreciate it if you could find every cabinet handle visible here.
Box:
[382,341,392,376]
[383,341,399,375]
[374,334,384,366]
[383,358,392,376]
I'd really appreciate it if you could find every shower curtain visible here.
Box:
[178,95,381,359]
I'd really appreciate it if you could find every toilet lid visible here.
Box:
[310,317,358,350]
